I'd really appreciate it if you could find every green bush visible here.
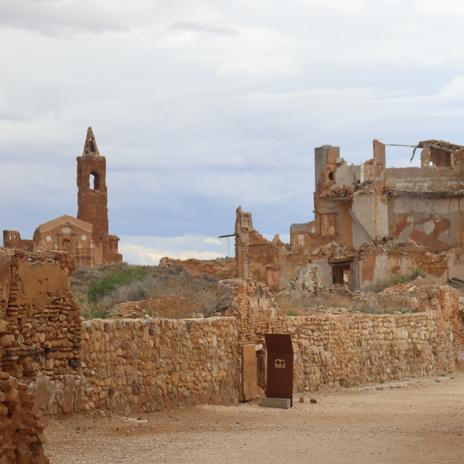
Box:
[87,267,149,304]
[81,308,110,319]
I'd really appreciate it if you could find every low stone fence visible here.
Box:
[227,280,463,391]
[79,317,239,414]
[287,312,445,391]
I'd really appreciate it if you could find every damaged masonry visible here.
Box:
[2,134,464,463]
[235,139,464,291]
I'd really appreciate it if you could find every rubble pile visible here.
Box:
[159,257,237,279]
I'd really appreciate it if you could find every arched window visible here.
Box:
[89,171,100,190]
[62,239,71,252]
[328,171,334,181]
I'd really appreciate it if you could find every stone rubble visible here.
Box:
[0,371,48,464]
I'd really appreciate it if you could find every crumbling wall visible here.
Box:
[387,195,464,251]
[0,371,48,464]
[222,279,280,345]
[2,250,463,418]
[357,245,450,289]
[79,317,239,414]
[235,207,313,291]
[2,230,33,253]
[0,249,81,381]
[238,139,464,292]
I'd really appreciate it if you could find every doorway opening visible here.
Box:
[331,261,352,286]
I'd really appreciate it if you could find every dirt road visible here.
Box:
[45,374,464,464]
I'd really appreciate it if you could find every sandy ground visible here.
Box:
[44,374,464,464]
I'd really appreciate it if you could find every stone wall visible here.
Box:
[225,279,464,391]
[79,317,239,414]
[287,312,448,391]
[1,249,463,417]
[0,371,48,463]
[0,249,81,382]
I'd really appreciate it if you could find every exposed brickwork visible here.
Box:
[0,249,81,382]
[76,128,121,265]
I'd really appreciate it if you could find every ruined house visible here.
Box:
[236,139,464,291]
[3,127,122,267]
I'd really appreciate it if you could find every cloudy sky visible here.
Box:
[2,0,464,263]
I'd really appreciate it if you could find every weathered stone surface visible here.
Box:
[78,317,240,414]
[0,371,49,463]
[0,249,81,383]
[235,140,464,292]
[225,279,464,392]
[1,252,463,418]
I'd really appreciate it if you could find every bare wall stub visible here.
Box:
[0,249,81,382]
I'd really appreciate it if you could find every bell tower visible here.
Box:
[76,127,109,244]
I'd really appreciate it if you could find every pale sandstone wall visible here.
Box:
[226,280,464,391]
[0,371,48,464]
[287,312,445,391]
[79,317,239,414]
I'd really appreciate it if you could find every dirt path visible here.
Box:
[45,374,464,464]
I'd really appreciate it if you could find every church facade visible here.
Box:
[3,128,122,267]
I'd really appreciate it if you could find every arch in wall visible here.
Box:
[62,238,71,252]
[89,171,100,190]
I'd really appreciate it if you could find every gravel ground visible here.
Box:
[44,374,464,464]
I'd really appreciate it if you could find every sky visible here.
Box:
[2,0,464,264]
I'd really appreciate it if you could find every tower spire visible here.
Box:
[82,126,100,156]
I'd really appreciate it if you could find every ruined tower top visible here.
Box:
[77,127,108,242]
[82,127,100,156]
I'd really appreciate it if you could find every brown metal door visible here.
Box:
[265,334,293,405]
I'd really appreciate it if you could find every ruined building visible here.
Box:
[3,128,122,267]
[236,139,464,291]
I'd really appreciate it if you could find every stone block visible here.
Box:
[260,397,292,409]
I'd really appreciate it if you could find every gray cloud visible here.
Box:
[0,0,125,36]
[3,0,464,262]
[170,21,238,37]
